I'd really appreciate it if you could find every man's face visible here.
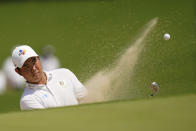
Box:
[15,57,44,83]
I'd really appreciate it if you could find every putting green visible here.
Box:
[0,94,195,131]
[0,3,195,131]
[1,0,196,112]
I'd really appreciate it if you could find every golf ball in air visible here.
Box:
[164,33,170,40]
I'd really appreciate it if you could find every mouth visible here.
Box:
[32,72,40,77]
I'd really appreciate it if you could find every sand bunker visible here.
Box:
[81,18,158,104]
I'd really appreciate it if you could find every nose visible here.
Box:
[32,64,37,72]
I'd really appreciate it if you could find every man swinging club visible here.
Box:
[12,45,87,110]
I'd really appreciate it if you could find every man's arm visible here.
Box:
[20,97,44,111]
[74,86,88,103]
[66,69,88,103]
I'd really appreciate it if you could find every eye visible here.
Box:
[31,57,36,63]
[23,62,31,68]
[23,63,28,67]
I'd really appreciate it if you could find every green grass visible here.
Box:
[0,0,195,130]
[0,0,195,104]
[0,94,195,131]
[0,90,22,113]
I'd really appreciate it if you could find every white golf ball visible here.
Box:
[163,33,170,40]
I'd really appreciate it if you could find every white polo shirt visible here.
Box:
[20,68,87,110]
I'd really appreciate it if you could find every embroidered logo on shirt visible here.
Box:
[59,81,67,88]
[42,94,48,99]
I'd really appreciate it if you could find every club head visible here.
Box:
[150,82,160,96]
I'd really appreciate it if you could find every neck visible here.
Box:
[28,72,47,85]
[37,72,47,85]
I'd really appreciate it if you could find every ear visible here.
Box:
[15,68,22,76]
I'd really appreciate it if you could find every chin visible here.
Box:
[34,77,42,83]
[30,76,42,83]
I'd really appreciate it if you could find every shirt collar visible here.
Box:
[26,71,53,89]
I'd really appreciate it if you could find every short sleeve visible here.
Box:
[20,97,44,111]
[66,69,87,99]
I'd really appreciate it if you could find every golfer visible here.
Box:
[12,45,87,110]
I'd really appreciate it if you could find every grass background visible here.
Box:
[0,94,196,131]
[0,0,195,130]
